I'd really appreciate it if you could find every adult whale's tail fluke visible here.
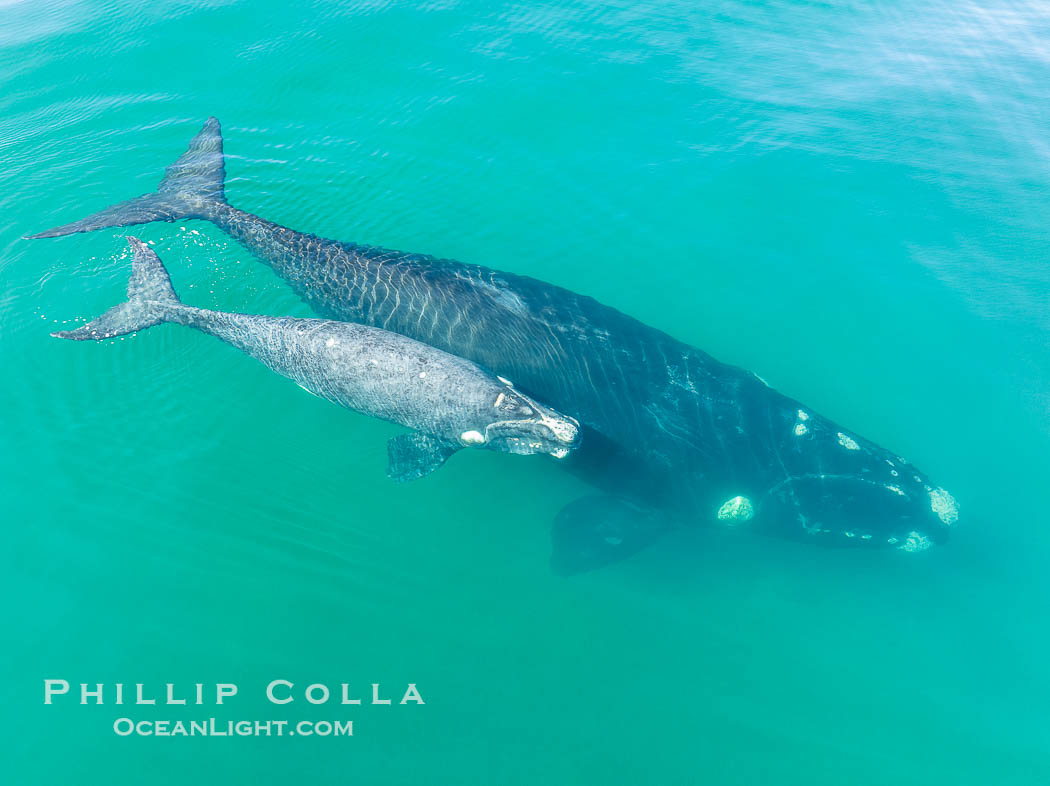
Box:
[52,237,180,340]
[27,118,226,239]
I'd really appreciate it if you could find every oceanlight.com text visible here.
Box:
[112,718,353,737]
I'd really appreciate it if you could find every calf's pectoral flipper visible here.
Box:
[387,433,461,482]
[550,495,670,576]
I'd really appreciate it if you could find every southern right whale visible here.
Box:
[30,119,959,571]
[54,237,580,481]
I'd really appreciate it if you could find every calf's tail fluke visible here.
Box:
[52,237,182,341]
[27,117,227,239]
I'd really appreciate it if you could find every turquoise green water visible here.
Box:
[3,1,1050,783]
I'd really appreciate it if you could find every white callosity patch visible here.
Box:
[543,413,579,444]
[886,484,905,496]
[837,432,860,450]
[898,531,933,553]
[928,486,959,526]
[793,409,810,436]
[459,430,486,446]
[717,495,754,524]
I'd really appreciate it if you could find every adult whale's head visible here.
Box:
[714,408,958,553]
[461,379,581,459]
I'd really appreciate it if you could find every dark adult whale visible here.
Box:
[54,237,580,480]
[31,119,959,571]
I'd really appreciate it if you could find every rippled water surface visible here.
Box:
[4,1,1050,783]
